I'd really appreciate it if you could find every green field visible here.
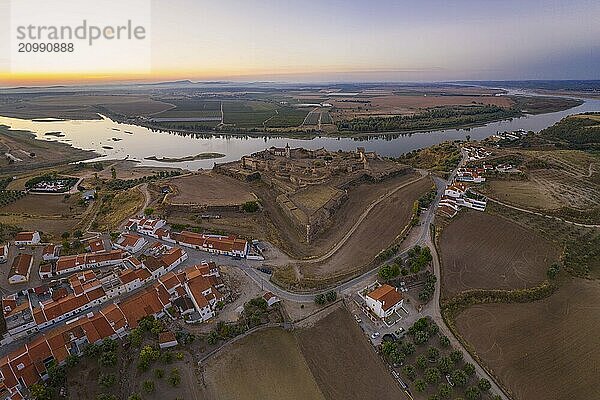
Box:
[152,99,221,119]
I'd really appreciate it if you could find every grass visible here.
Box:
[94,187,144,231]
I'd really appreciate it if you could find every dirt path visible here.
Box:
[302,170,428,264]
[484,196,600,228]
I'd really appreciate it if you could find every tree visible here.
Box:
[449,350,463,364]
[325,290,337,302]
[110,166,117,180]
[144,207,155,216]
[169,368,181,386]
[100,351,117,367]
[128,394,142,400]
[437,356,453,374]
[451,369,468,387]
[401,341,415,355]
[314,294,326,305]
[414,379,427,392]
[154,368,165,379]
[414,330,430,345]
[242,201,260,213]
[424,367,441,385]
[416,355,428,370]
[73,230,83,239]
[547,262,561,279]
[402,364,416,381]
[378,263,400,281]
[439,335,450,347]
[477,378,491,392]
[463,362,475,376]
[30,383,52,400]
[427,346,440,361]
[465,386,481,400]
[382,341,397,358]
[61,231,71,240]
[438,383,452,399]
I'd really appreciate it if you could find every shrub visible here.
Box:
[402,364,416,381]
[99,373,116,388]
[242,201,260,213]
[424,367,441,384]
[143,380,155,393]
[414,379,427,392]
[465,386,481,400]
[477,378,491,392]
[169,368,181,387]
[463,362,475,376]
[154,368,165,379]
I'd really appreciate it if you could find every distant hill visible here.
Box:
[539,113,600,149]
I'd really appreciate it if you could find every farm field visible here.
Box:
[0,94,173,119]
[0,193,82,215]
[199,328,325,400]
[296,306,405,400]
[455,278,600,400]
[150,99,221,120]
[167,172,256,206]
[439,210,560,298]
[0,214,78,238]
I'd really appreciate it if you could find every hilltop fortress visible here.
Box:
[215,145,411,242]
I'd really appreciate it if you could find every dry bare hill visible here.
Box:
[167,172,256,206]
[455,278,600,400]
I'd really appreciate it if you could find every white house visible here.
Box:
[158,331,178,349]
[42,244,60,262]
[114,233,147,253]
[14,232,41,246]
[365,284,403,319]
[8,254,33,284]
[262,292,280,307]
[0,243,8,263]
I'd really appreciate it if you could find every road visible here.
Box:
[231,149,510,399]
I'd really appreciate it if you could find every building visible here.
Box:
[172,231,248,258]
[158,331,178,349]
[126,217,167,236]
[0,244,8,264]
[8,255,33,284]
[87,238,107,253]
[455,167,486,183]
[41,244,60,262]
[365,284,403,319]
[38,264,53,280]
[262,292,280,307]
[14,232,40,246]
[55,250,124,276]
[114,233,147,253]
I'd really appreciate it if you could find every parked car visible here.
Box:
[370,332,380,339]
[354,314,362,323]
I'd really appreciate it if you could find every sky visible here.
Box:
[0,0,599,85]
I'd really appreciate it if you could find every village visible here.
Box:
[0,211,285,398]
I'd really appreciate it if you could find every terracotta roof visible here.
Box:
[367,284,403,311]
[87,239,105,253]
[10,254,32,278]
[15,232,36,242]
[158,331,176,344]
[117,233,144,248]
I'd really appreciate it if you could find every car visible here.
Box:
[370,332,380,339]
[446,374,455,387]
[354,314,362,323]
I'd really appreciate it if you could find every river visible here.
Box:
[0,95,598,170]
